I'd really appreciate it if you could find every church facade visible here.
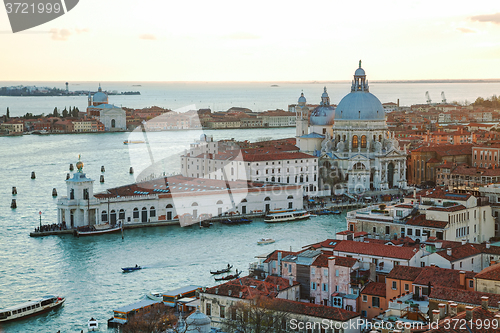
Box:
[297,62,407,194]
[86,84,127,131]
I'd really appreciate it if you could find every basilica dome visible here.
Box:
[334,63,385,121]
[93,84,108,104]
[310,87,335,126]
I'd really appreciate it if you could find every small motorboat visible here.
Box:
[87,317,99,331]
[210,264,232,275]
[257,238,275,245]
[147,291,163,302]
[332,210,341,215]
[220,217,252,224]
[122,265,142,272]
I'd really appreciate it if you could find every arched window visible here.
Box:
[217,200,223,204]
[231,167,234,176]
[101,210,108,222]
[119,209,125,220]
[241,198,247,203]
[150,206,156,217]
[352,135,358,149]
[166,204,173,209]
[264,197,271,201]
[70,189,74,200]
[271,176,275,182]
[110,210,117,224]
[111,119,116,128]
[192,202,198,206]
[361,135,367,148]
[133,208,139,218]
[379,135,382,142]
[287,195,294,199]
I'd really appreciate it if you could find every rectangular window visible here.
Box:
[416,229,421,236]
[394,261,400,266]
[386,226,390,235]
[220,305,225,318]
[373,226,377,233]
[311,282,316,290]
[372,297,380,308]
[335,269,339,277]
[469,280,474,288]
[407,228,413,236]
[311,267,315,275]
[421,262,425,267]
[392,281,397,290]
[206,303,211,316]
[404,283,409,291]
[324,268,328,276]
[322,283,328,292]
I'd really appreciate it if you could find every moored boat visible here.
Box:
[146,291,163,302]
[332,210,341,215]
[123,140,145,145]
[0,295,65,322]
[74,224,121,237]
[220,217,252,224]
[257,238,275,245]
[264,210,310,223]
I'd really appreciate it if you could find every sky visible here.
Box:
[1,0,500,81]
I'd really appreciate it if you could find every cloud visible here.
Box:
[456,27,476,33]
[75,28,89,34]
[470,13,500,24]
[50,28,71,41]
[139,34,157,40]
[224,32,260,40]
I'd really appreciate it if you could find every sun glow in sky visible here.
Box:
[1,0,500,81]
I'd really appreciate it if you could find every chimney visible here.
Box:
[447,248,452,256]
[450,303,458,317]
[462,239,467,245]
[465,306,474,320]
[432,309,440,323]
[447,300,454,315]
[397,99,400,108]
[404,326,411,333]
[239,291,243,298]
[459,271,465,287]
[430,263,436,267]
[487,242,491,249]
[481,296,489,310]
[438,303,446,319]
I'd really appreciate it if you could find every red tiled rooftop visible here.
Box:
[361,282,386,297]
[413,266,476,288]
[435,243,482,261]
[475,263,500,281]
[387,265,423,281]
[430,286,500,307]
[333,240,420,260]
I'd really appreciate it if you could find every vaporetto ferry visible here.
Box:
[0,295,65,322]
[264,209,311,223]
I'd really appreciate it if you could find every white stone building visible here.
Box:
[56,162,304,227]
[180,135,328,196]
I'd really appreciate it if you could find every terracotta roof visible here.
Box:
[361,282,386,297]
[427,204,467,212]
[264,298,359,321]
[430,286,500,307]
[331,256,358,268]
[475,263,500,281]
[204,276,297,299]
[412,144,473,156]
[435,243,482,261]
[305,239,342,250]
[395,204,415,209]
[333,240,420,260]
[386,265,424,281]
[263,250,300,264]
[312,253,331,268]
[412,266,476,288]
[406,214,448,228]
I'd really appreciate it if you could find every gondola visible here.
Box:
[210,264,232,275]
[220,218,252,224]
[214,270,241,281]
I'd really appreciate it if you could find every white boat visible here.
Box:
[264,210,311,223]
[146,291,163,302]
[257,238,275,245]
[74,224,122,237]
[0,295,65,322]
[87,317,99,331]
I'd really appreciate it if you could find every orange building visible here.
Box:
[360,282,387,319]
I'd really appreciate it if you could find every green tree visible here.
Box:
[62,108,68,118]
[6,107,9,119]
[72,107,78,118]
[53,107,59,117]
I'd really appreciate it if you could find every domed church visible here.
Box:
[297,62,407,194]
[86,84,127,131]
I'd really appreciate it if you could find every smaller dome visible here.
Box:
[355,67,365,76]
[93,91,108,103]
[76,161,84,171]
[186,307,211,331]
[310,105,335,126]
[298,92,306,104]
